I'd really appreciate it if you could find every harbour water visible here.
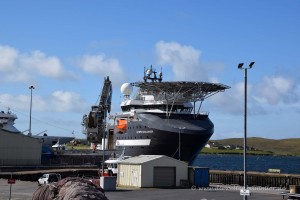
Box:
[193,154,300,174]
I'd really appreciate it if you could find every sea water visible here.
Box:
[193,154,300,174]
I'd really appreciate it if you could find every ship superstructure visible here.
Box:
[0,109,20,133]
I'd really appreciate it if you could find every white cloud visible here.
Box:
[208,82,244,114]
[0,45,74,83]
[20,50,65,78]
[208,75,300,116]
[208,82,266,115]
[255,76,298,105]
[155,41,208,81]
[0,45,18,72]
[49,91,88,112]
[0,91,88,113]
[76,54,126,86]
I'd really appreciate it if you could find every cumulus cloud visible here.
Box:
[208,82,244,114]
[255,76,298,105]
[0,45,74,82]
[208,75,300,116]
[20,50,65,78]
[155,41,209,81]
[49,91,88,112]
[0,91,88,113]
[207,81,266,115]
[0,45,18,72]
[76,54,126,86]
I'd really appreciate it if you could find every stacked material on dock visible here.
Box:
[32,177,108,200]
[210,170,300,189]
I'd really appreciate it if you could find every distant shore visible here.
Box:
[206,137,300,156]
[200,147,289,156]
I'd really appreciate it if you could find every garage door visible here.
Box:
[153,167,176,187]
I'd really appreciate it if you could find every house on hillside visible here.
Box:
[205,141,222,149]
[224,145,235,150]
[235,145,244,150]
[205,143,213,148]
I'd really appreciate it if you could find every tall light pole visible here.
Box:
[29,85,35,136]
[238,62,254,199]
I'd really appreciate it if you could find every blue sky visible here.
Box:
[0,0,299,139]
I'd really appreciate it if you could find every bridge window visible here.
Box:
[121,104,192,112]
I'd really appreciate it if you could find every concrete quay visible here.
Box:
[0,179,286,200]
[106,185,286,200]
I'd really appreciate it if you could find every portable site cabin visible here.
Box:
[117,155,188,188]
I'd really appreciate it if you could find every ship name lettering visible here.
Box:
[136,130,153,134]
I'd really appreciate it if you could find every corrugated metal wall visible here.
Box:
[117,156,188,188]
[0,131,42,165]
[118,164,141,187]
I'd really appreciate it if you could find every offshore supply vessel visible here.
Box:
[82,66,230,163]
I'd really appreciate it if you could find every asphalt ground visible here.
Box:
[106,186,286,200]
[0,179,286,200]
[0,179,37,200]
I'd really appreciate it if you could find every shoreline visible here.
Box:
[200,152,300,156]
[200,148,300,156]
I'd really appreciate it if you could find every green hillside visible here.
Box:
[209,137,300,156]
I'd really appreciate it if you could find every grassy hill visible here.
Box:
[209,137,300,156]
[201,147,273,155]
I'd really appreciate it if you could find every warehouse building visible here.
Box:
[117,155,188,188]
[0,130,42,166]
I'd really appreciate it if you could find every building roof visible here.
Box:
[118,155,186,165]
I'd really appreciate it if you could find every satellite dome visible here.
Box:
[120,83,133,96]
[146,69,152,76]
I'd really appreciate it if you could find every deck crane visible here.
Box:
[85,76,112,144]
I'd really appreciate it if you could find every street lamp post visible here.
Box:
[29,85,35,136]
[177,126,186,161]
[238,62,255,200]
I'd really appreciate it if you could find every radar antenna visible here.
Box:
[144,65,163,83]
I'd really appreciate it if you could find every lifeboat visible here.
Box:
[116,119,127,133]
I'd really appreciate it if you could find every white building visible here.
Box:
[117,155,188,188]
